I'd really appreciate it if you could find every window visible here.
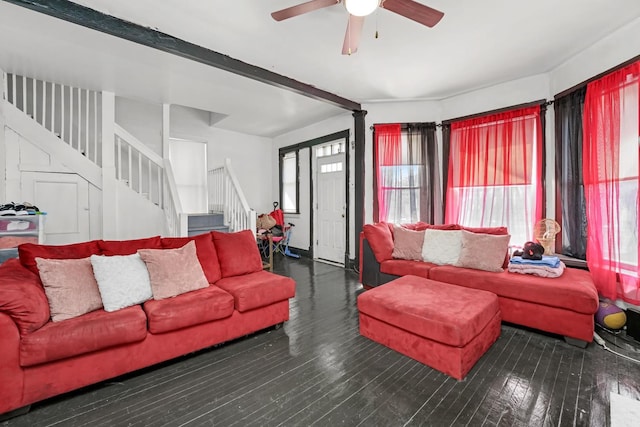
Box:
[316,141,345,158]
[583,61,639,304]
[445,106,543,247]
[373,123,441,224]
[280,151,299,213]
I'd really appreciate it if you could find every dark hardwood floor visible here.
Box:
[3,257,640,426]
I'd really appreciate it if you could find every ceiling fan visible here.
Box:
[271,0,444,55]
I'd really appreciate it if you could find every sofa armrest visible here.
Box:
[0,312,25,415]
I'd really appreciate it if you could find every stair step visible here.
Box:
[187,213,228,236]
[188,225,229,236]
[187,213,225,228]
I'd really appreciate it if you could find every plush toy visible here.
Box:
[521,241,545,260]
[595,302,627,330]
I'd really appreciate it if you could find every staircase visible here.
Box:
[2,71,255,239]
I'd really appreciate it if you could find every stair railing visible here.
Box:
[3,72,102,166]
[163,160,188,237]
[114,124,164,207]
[208,159,256,232]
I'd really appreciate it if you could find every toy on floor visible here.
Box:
[595,301,627,330]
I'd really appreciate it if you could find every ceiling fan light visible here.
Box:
[344,0,379,17]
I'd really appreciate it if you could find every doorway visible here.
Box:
[314,141,347,266]
[21,171,90,244]
[168,138,208,213]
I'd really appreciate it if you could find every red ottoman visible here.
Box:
[357,275,501,380]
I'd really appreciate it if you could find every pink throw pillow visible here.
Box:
[35,257,103,322]
[456,230,511,272]
[161,233,222,283]
[138,241,209,300]
[392,225,425,261]
[211,230,263,278]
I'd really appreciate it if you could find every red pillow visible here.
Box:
[99,236,162,256]
[211,230,263,278]
[161,233,222,283]
[0,259,50,335]
[462,226,508,235]
[18,240,102,275]
[363,222,394,263]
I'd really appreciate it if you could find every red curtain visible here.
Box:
[445,106,543,246]
[373,124,402,222]
[583,61,640,304]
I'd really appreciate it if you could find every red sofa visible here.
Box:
[0,230,296,417]
[359,222,599,346]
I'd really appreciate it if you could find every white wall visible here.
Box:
[169,105,273,214]
[115,96,163,155]
[115,181,165,239]
[550,17,640,96]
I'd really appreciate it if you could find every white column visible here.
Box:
[0,73,7,203]
[101,91,117,239]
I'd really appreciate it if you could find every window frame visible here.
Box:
[279,150,300,214]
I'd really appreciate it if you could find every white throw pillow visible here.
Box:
[90,253,153,312]
[421,229,463,265]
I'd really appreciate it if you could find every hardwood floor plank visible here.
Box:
[4,257,640,427]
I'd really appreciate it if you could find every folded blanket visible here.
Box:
[508,261,566,278]
[509,255,561,268]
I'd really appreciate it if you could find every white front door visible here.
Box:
[21,172,90,244]
[315,153,346,265]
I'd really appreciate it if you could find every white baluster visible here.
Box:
[127,144,132,189]
[32,77,36,121]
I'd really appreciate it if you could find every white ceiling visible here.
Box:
[1,0,640,137]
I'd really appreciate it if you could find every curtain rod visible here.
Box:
[368,99,555,130]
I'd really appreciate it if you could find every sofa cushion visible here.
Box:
[18,240,102,275]
[0,258,50,335]
[380,259,434,279]
[363,222,394,263]
[143,285,234,334]
[90,254,153,312]
[161,233,222,283]
[461,226,509,235]
[138,241,209,300]
[215,271,296,312]
[422,229,463,265]
[98,236,162,256]
[35,257,103,322]
[19,305,147,366]
[391,225,425,261]
[428,266,599,314]
[211,230,263,278]
[456,230,511,272]
[400,223,462,232]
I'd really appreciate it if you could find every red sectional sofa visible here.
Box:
[0,230,296,417]
[359,222,599,346]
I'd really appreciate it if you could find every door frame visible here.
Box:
[313,149,347,265]
[279,130,350,264]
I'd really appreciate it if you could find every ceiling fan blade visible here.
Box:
[271,0,340,21]
[342,14,365,55]
[381,0,444,27]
